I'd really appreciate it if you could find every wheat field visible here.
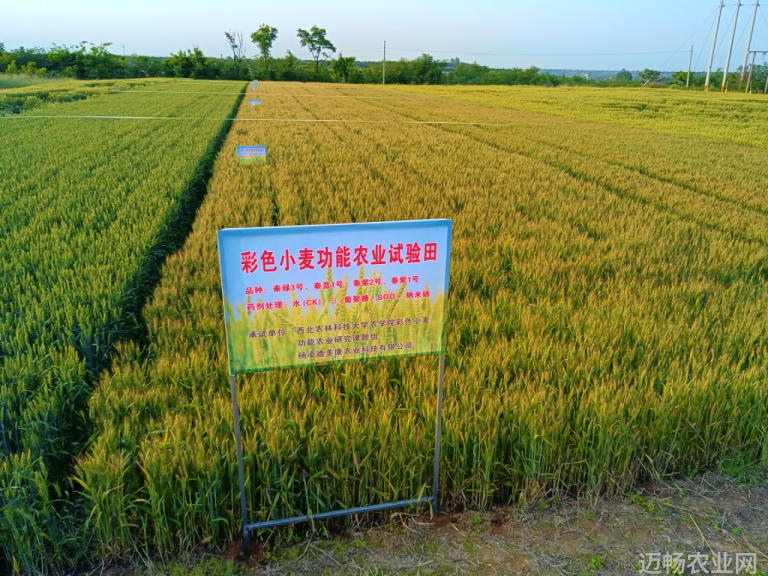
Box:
[71,82,768,560]
[0,78,245,573]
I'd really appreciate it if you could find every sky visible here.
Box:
[3,0,768,71]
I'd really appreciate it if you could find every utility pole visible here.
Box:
[722,0,741,91]
[383,41,386,85]
[740,2,760,80]
[765,65,768,93]
[687,45,693,87]
[705,1,724,91]
[746,50,757,92]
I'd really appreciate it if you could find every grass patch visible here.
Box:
[0,74,60,90]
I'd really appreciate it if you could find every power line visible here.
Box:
[292,47,382,57]
[380,4,762,64]
[696,10,720,69]
[714,6,739,65]
[275,7,764,66]
[271,5,767,68]
[733,7,753,59]
[297,47,694,59]
[383,47,691,57]
[663,6,720,71]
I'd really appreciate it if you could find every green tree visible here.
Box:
[410,53,446,84]
[639,68,660,84]
[615,69,632,81]
[297,26,336,72]
[445,62,488,84]
[332,53,356,83]
[273,50,304,81]
[164,46,221,79]
[749,62,767,93]
[188,46,217,79]
[0,51,11,72]
[126,55,164,78]
[672,70,690,85]
[164,49,194,78]
[60,42,126,79]
[251,24,278,79]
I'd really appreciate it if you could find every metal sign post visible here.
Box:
[231,354,446,545]
[432,353,445,516]
[230,374,251,551]
[217,220,452,552]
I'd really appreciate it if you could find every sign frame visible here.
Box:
[218,220,452,551]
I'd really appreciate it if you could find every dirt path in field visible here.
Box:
[242,472,767,576]
[115,469,768,576]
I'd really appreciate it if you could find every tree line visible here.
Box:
[2,34,767,90]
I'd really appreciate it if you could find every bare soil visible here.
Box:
[99,470,768,576]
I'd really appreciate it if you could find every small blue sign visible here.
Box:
[236,145,267,165]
